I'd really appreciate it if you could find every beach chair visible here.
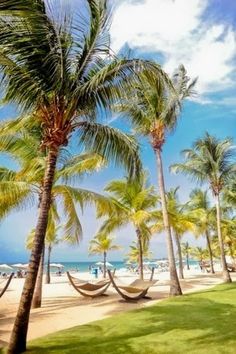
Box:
[0,272,14,298]
[66,271,112,298]
[107,268,157,301]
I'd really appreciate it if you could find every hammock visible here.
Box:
[108,268,157,301]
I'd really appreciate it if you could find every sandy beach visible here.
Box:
[1,268,235,348]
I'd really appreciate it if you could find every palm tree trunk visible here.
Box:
[174,233,184,279]
[205,230,215,274]
[103,251,107,278]
[45,245,51,284]
[7,148,59,354]
[215,194,231,283]
[31,245,45,308]
[155,148,182,296]
[136,228,144,280]
[186,251,190,270]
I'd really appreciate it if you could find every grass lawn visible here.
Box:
[9,283,236,353]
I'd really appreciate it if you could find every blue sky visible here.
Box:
[1,0,236,263]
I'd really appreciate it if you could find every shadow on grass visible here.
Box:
[27,284,236,354]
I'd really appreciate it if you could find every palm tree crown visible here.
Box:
[171,133,236,196]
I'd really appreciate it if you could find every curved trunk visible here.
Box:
[45,245,52,284]
[215,194,231,283]
[103,251,107,278]
[7,148,59,354]
[31,245,45,309]
[155,148,182,295]
[174,232,184,279]
[136,228,144,280]
[205,230,215,274]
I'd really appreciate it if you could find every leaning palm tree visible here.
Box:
[116,65,197,295]
[0,1,169,351]
[89,234,120,278]
[171,133,236,282]
[187,189,215,273]
[96,173,158,280]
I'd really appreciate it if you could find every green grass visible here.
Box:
[12,283,236,353]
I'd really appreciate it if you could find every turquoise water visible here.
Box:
[1,260,199,275]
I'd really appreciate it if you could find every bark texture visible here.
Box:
[45,245,51,284]
[205,230,215,274]
[103,251,107,278]
[215,194,231,283]
[7,148,58,354]
[174,232,184,279]
[155,148,182,295]
[31,246,45,309]
[136,228,144,280]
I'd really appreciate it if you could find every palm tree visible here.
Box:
[0,117,108,307]
[116,65,197,295]
[126,241,153,266]
[190,246,209,266]
[181,242,191,270]
[96,173,158,280]
[171,133,236,282]
[0,1,169,350]
[89,234,120,278]
[187,189,215,273]
[152,187,194,279]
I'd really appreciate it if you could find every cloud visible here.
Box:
[110,0,236,98]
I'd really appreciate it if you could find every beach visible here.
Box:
[1,268,235,348]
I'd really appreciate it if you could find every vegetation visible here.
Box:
[171,133,236,283]
[96,173,158,279]
[116,64,196,295]
[187,189,215,273]
[1,1,236,354]
[0,116,108,307]
[153,187,194,279]
[89,234,120,278]
[0,1,169,351]
[26,282,236,354]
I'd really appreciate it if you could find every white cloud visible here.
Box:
[111,0,236,97]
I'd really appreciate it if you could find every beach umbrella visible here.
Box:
[50,263,64,268]
[0,264,13,270]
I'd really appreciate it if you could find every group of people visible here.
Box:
[0,270,27,279]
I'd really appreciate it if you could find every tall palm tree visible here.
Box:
[181,242,190,270]
[0,2,168,351]
[89,234,120,278]
[116,65,197,295]
[171,133,236,283]
[96,173,158,280]
[187,189,215,273]
[153,187,194,279]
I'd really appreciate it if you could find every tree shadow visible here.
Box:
[27,289,236,354]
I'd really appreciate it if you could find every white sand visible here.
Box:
[0,268,235,347]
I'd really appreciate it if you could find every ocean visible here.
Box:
[1,259,199,274]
